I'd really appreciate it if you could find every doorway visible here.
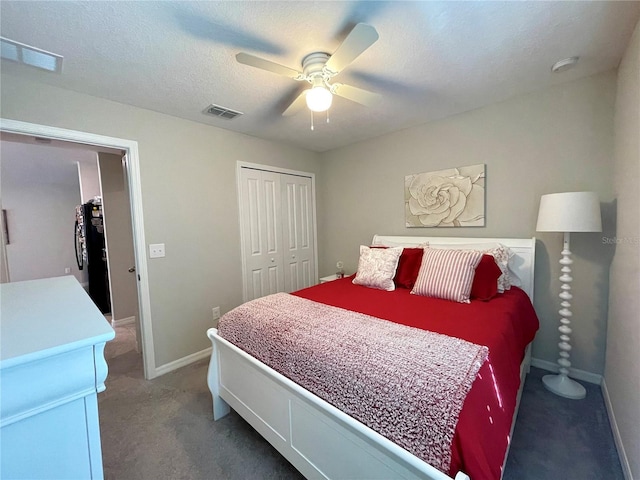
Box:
[0,118,156,379]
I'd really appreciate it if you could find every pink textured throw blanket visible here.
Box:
[218,293,488,473]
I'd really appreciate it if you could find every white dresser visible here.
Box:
[0,276,115,479]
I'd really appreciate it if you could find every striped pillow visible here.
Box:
[411,248,483,303]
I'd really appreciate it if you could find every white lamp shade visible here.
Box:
[306,86,333,112]
[536,191,602,232]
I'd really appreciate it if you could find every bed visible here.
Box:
[206,236,539,480]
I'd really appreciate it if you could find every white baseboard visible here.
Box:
[112,316,136,327]
[530,357,603,385]
[602,378,634,480]
[154,347,212,377]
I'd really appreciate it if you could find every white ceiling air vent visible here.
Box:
[0,36,63,73]
[203,104,243,120]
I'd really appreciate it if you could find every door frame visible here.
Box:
[236,161,318,303]
[1,118,156,379]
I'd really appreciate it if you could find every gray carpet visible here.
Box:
[100,325,623,479]
[100,325,302,480]
[504,367,624,480]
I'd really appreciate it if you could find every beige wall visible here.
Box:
[0,68,623,382]
[318,72,617,376]
[606,19,640,478]
[0,73,321,368]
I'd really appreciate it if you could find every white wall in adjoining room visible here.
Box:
[77,158,100,203]
[1,140,93,284]
[318,71,617,377]
[605,18,640,480]
[0,73,322,370]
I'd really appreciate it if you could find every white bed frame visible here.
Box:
[207,236,536,480]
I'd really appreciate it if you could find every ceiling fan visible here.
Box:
[236,23,382,118]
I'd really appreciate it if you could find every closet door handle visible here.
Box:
[128,266,136,273]
[270,258,275,263]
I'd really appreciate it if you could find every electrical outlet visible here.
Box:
[64,267,71,274]
[149,243,165,258]
[212,307,220,321]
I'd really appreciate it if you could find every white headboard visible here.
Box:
[371,235,536,301]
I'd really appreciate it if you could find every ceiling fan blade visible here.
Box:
[282,91,308,116]
[333,83,381,107]
[236,53,302,79]
[325,23,379,74]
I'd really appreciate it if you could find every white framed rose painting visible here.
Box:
[405,164,485,227]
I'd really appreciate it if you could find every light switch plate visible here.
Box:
[149,243,165,258]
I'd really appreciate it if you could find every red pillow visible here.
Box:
[370,246,424,289]
[394,248,424,289]
[471,254,502,301]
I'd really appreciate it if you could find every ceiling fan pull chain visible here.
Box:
[326,110,330,124]
[310,110,314,131]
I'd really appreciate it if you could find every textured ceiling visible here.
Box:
[1,1,639,152]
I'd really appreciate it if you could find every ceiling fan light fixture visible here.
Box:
[306,85,333,112]
[235,23,380,117]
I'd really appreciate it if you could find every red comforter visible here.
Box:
[293,276,539,480]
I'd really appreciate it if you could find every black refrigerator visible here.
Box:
[75,200,111,314]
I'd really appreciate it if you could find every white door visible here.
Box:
[282,174,315,292]
[240,168,285,300]
[98,153,142,350]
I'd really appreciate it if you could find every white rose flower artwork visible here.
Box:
[405,164,485,227]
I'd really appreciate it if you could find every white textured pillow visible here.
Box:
[411,248,483,303]
[484,244,514,292]
[352,245,403,291]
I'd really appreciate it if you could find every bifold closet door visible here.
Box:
[240,168,284,301]
[281,174,315,292]
[240,168,316,301]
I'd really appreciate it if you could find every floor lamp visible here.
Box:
[536,191,602,399]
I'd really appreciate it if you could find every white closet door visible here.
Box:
[281,174,315,292]
[240,168,284,301]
